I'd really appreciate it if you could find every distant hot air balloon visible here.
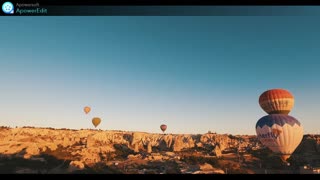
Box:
[84,106,91,114]
[92,117,101,128]
[256,114,303,162]
[259,89,294,115]
[160,124,167,133]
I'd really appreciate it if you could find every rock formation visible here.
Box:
[0,127,319,174]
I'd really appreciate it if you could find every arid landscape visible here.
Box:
[0,126,319,174]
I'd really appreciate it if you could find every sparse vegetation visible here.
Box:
[86,162,123,174]
[113,144,134,160]
[0,126,10,130]
[179,153,220,168]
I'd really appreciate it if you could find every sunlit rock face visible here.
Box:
[0,127,318,174]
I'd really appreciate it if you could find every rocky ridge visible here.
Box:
[0,127,319,174]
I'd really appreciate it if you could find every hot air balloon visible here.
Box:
[256,114,303,162]
[84,106,91,114]
[160,124,167,133]
[259,89,294,115]
[92,117,101,128]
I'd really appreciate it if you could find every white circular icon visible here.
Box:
[2,2,14,14]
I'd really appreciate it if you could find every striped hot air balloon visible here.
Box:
[259,89,294,115]
[255,114,303,162]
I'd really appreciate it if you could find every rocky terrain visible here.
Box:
[0,126,319,174]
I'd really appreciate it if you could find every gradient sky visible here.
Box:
[0,16,319,135]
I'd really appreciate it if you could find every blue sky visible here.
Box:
[0,17,319,135]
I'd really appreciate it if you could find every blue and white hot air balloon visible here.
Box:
[256,114,303,162]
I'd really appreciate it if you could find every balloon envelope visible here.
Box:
[92,117,101,128]
[160,124,167,133]
[259,89,294,115]
[256,114,303,162]
[84,106,91,114]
